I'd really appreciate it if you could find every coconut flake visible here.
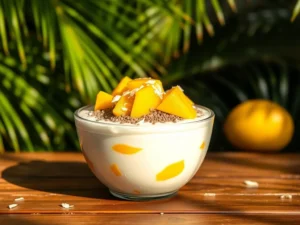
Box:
[244,180,259,188]
[137,118,145,125]
[60,203,74,209]
[204,193,216,197]
[112,95,121,103]
[14,197,24,202]
[8,204,18,209]
[177,85,184,91]
[151,85,163,99]
[280,194,292,199]
[122,90,131,96]
[121,107,128,112]
[146,80,156,85]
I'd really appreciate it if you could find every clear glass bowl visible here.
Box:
[74,105,214,200]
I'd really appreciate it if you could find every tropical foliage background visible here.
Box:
[0,0,300,152]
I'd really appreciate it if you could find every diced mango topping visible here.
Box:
[126,78,151,91]
[175,86,194,106]
[112,76,132,96]
[94,77,198,119]
[94,91,114,111]
[156,87,197,119]
[112,95,134,116]
[131,85,162,118]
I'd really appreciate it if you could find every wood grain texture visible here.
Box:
[1,214,300,225]
[0,152,300,224]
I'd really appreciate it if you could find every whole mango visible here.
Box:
[224,99,294,152]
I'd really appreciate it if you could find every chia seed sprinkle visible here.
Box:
[90,108,202,124]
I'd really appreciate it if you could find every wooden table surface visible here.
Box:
[0,152,300,225]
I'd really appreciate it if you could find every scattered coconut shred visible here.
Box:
[8,204,18,209]
[204,193,216,197]
[14,197,24,202]
[60,203,74,209]
[244,180,259,188]
[280,194,293,200]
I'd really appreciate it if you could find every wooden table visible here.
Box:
[0,152,300,225]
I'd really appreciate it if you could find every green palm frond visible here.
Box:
[163,7,300,84]
[0,41,79,152]
[0,0,299,152]
[291,0,300,21]
[140,0,237,64]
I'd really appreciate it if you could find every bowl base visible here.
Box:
[109,189,177,201]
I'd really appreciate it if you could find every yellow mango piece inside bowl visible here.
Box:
[131,85,162,118]
[112,76,132,96]
[112,95,134,116]
[157,87,196,119]
[94,91,114,111]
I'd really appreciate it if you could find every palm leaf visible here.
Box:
[291,0,300,21]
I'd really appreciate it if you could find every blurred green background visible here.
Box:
[0,0,300,152]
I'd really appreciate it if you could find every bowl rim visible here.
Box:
[74,104,215,128]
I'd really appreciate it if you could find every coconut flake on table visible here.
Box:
[204,193,216,197]
[14,197,24,201]
[244,180,259,188]
[8,204,18,209]
[60,203,74,209]
[280,194,292,199]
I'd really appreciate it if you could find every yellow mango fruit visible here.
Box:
[112,76,132,96]
[126,78,151,91]
[112,95,134,116]
[94,91,114,111]
[224,99,294,152]
[157,87,197,119]
[131,86,162,118]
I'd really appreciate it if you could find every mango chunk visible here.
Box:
[157,87,197,119]
[126,78,151,91]
[112,76,132,96]
[112,95,134,116]
[166,86,194,106]
[156,160,185,181]
[94,91,114,111]
[131,86,162,118]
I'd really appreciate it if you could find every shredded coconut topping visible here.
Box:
[177,85,184,91]
[146,80,156,85]
[112,95,121,103]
